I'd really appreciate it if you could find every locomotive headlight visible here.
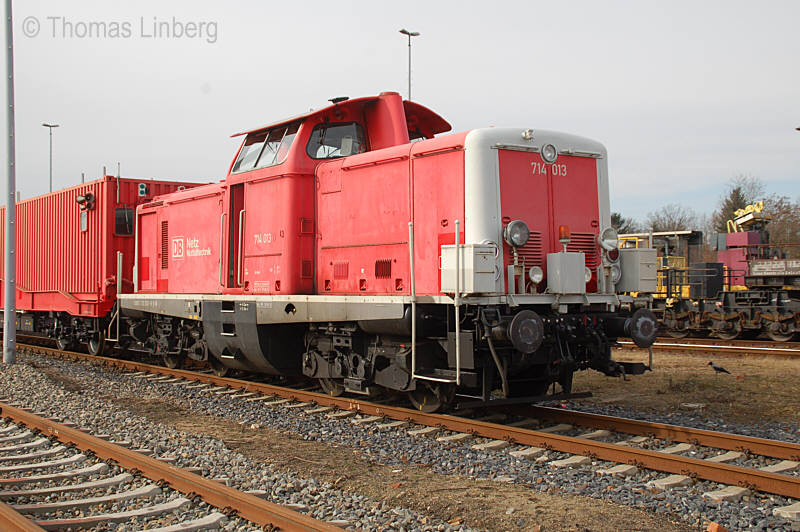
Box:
[584,267,592,283]
[610,263,622,284]
[504,220,530,248]
[598,227,619,251]
[528,265,544,284]
[541,143,558,163]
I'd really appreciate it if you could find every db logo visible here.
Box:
[172,237,185,259]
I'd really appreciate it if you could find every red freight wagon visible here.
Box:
[0,176,200,353]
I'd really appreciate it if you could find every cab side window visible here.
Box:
[231,121,301,173]
[306,122,367,159]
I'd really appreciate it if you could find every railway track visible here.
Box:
[617,337,800,357]
[0,401,339,531]
[15,342,800,508]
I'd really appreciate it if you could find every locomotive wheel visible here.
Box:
[407,381,454,413]
[87,330,106,356]
[56,337,74,351]
[161,352,183,369]
[319,378,345,396]
[208,356,230,377]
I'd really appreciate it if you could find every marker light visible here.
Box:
[541,143,558,163]
[598,227,619,251]
[611,263,622,284]
[529,265,544,284]
[558,225,571,246]
[584,267,592,283]
[607,248,620,262]
[504,220,530,248]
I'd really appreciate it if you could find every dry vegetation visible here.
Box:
[572,348,800,426]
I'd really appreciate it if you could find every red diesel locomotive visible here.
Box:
[2,92,658,411]
[116,92,658,410]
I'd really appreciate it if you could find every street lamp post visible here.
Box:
[42,123,59,193]
[399,29,420,101]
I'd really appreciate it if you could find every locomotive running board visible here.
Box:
[451,391,592,411]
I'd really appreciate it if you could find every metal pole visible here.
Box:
[42,123,59,192]
[399,29,419,101]
[407,34,411,101]
[48,127,52,192]
[4,0,17,364]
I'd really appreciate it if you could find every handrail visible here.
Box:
[218,212,226,285]
[408,222,417,376]
[454,220,461,385]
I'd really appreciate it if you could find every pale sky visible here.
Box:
[1,0,798,223]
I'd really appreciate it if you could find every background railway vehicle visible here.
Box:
[0,176,200,354]
[620,203,800,341]
[116,91,659,412]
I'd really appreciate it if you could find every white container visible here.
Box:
[440,244,496,294]
[547,252,586,294]
[616,248,658,293]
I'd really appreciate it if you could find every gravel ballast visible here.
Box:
[0,354,475,532]
[4,351,799,531]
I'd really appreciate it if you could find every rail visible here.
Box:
[19,343,800,499]
[0,401,338,531]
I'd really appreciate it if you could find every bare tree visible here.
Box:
[763,194,800,258]
[645,203,698,232]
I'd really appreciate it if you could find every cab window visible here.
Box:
[256,121,300,168]
[232,132,266,173]
[232,121,301,173]
[306,122,367,159]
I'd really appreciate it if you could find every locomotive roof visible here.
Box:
[231,95,451,138]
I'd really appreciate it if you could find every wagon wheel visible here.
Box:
[318,378,345,396]
[715,329,740,341]
[766,323,795,343]
[766,330,794,342]
[87,330,106,356]
[407,381,454,413]
[208,356,230,377]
